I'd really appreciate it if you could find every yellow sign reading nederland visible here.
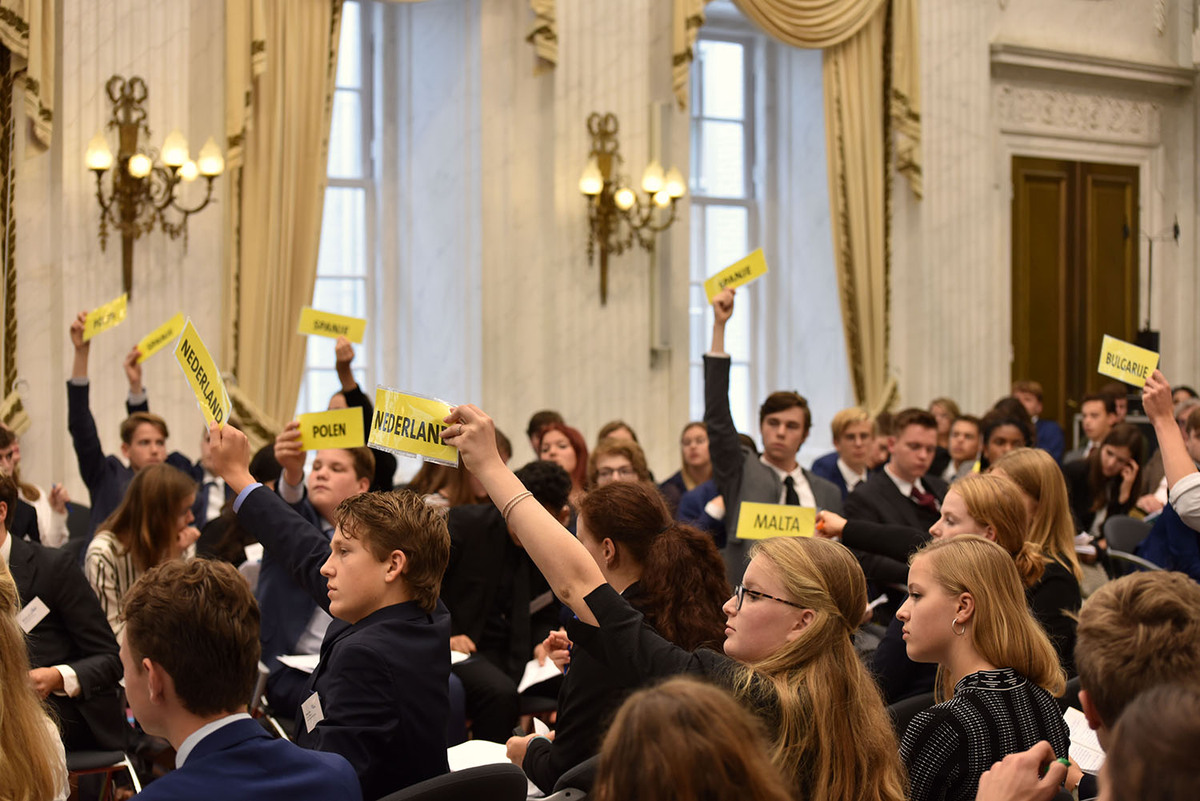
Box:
[173,319,230,427]
[297,307,367,344]
[82,293,128,341]
[299,408,365,450]
[704,249,769,303]
[368,387,458,467]
[735,501,816,540]
[136,313,186,363]
[1097,334,1159,388]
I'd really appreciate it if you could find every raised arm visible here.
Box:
[703,289,746,507]
[123,346,148,415]
[442,405,604,625]
[1144,370,1197,489]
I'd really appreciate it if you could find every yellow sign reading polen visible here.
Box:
[1097,334,1159,388]
[368,387,458,467]
[299,407,365,451]
[173,319,230,428]
[704,249,769,303]
[136,313,186,363]
[735,502,816,540]
[82,293,128,341]
[297,307,367,344]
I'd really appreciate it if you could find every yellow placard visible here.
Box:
[1097,334,1159,388]
[368,387,458,467]
[136,313,186,363]
[173,319,230,427]
[297,307,367,344]
[704,249,769,303]
[298,408,365,450]
[735,502,816,540]
[82,293,128,341]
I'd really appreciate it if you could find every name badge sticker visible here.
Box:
[136,313,186,363]
[173,319,231,428]
[297,307,367,344]
[1097,334,1159,388]
[18,596,50,634]
[82,293,128,341]
[735,502,816,540]
[368,387,459,467]
[298,407,365,450]
[704,249,769,303]
[301,691,324,733]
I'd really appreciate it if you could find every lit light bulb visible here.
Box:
[160,129,189,167]
[664,167,685,198]
[641,160,664,194]
[180,160,199,182]
[85,131,113,171]
[653,189,671,208]
[197,137,224,176]
[127,153,153,179]
[579,157,604,196]
[614,187,636,210]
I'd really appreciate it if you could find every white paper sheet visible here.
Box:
[517,657,563,693]
[278,653,320,674]
[446,741,541,796]
[1064,706,1105,774]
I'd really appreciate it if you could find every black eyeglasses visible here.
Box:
[733,583,806,612]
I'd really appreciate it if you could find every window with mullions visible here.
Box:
[688,35,757,434]
[296,0,375,417]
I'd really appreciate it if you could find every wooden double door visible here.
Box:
[1011,157,1139,429]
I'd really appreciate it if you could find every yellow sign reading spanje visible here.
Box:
[1097,334,1159,388]
[704,249,769,303]
[297,307,367,344]
[82,294,128,341]
[368,387,458,466]
[173,319,230,427]
[298,408,365,450]
[136,313,185,363]
[735,502,816,540]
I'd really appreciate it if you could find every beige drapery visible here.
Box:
[0,0,52,152]
[223,0,343,430]
[527,0,557,73]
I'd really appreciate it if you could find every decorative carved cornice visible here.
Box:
[994,83,1161,146]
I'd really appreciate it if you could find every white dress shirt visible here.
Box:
[760,456,817,507]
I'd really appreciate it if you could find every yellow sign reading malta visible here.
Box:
[297,307,367,344]
[298,408,365,450]
[1097,334,1159,388]
[735,501,816,540]
[368,387,458,467]
[173,319,230,427]
[704,249,769,303]
[82,293,128,341]
[136,313,186,363]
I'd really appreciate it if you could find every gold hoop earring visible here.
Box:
[951,618,966,636]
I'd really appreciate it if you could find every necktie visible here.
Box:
[783,476,800,506]
[911,484,939,512]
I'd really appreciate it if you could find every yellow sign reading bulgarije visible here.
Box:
[173,319,230,427]
[1097,334,1159,388]
[297,307,367,344]
[368,387,458,467]
[298,407,365,451]
[82,293,128,341]
[704,249,769,303]
[136,313,185,363]
[735,502,816,540]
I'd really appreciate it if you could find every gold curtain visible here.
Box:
[527,0,557,73]
[672,0,710,108]
[223,0,343,428]
[0,0,52,152]
[733,0,884,47]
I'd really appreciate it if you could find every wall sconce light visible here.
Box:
[579,111,685,305]
[86,75,224,298]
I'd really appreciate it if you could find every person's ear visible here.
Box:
[120,441,131,460]
[382,549,407,583]
[785,608,816,641]
[602,537,617,567]
[357,476,371,493]
[0,500,9,531]
[982,525,998,542]
[145,659,170,705]
[887,436,898,453]
[956,591,977,623]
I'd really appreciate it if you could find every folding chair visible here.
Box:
[376,763,528,801]
[248,661,290,740]
[66,750,142,801]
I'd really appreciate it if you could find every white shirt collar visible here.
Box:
[175,713,252,767]
[760,457,817,507]
[0,530,10,565]
[836,458,868,492]
[884,463,925,498]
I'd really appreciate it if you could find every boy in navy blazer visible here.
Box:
[121,558,360,801]
[209,422,452,800]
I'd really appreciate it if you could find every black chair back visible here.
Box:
[1104,515,1153,554]
[378,763,528,801]
[553,754,599,793]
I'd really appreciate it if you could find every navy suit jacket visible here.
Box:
[135,718,360,801]
[1035,419,1066,464]
[237,486,451,800]
[1137,504,1200,582]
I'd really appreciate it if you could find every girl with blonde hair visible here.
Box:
[897,535,1068,801]
[0,565,67,801]
[445,405,907,801]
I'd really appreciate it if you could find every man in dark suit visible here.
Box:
[705,288,843,584]
[1013,380,1066,463]
[210,422,451,800]
[0,472,127,751]
[843,408,948,590]
[122,558,360,801]
[811,406,875,499]
[66,312,194,538]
